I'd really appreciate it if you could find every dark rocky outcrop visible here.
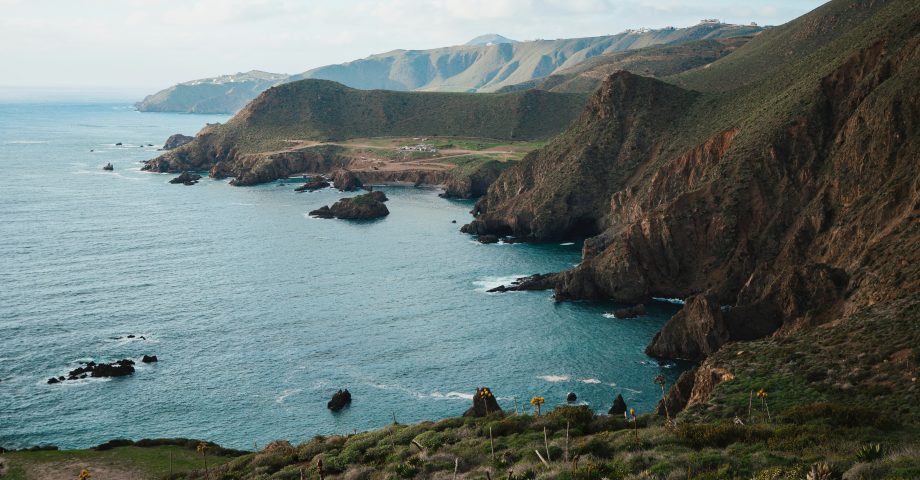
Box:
[332,169,363,191]
[656,369,695,416]
[295,178,330,192]
[48,359,136,384]
[611,304,646,319]
[463,387,502,417]
[478,235,499,244]
[169,171,201,185]
[440,160,512,199]
[163,134,194,150]
[311,191,389,220]
[141,355,158,363]
[486,273,558,293]
[103,163,113,171]
[308,206,334,219]
[645,295,728,361]
[608,394,627,416]
[327,389,352,411]
[566,392,577,402]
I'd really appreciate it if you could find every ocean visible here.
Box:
[0,100,686,450]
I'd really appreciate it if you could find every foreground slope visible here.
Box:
[464,0,919,412]
[137,23,761,113]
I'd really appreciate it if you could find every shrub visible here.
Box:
[676,423,772,449]
[854,443,884,462]
[413,430,458,451]
[779,403,878,428]
[545,405,595,432]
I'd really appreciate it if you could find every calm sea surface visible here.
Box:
[0,101,686,450]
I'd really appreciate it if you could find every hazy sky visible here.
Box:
[1,0,826,91]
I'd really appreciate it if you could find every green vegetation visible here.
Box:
[102,403,911,479]
[191,81,588,155]
[1,443,239,480]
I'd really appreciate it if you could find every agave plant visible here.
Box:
[197,442,211,479]
[529,396,545,416]
[805,462,837,480]
[855,443,884,462]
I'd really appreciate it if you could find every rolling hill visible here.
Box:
[136,22,761,113]
[143,80,587,186]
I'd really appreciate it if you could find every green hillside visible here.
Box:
[143,80,587,185]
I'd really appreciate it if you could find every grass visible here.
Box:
[136,404,917,479]
[1,444,238,480]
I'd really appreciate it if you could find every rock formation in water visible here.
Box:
[295,177,330,192]
[169,171,201,185]
[463,387,502,417]
[47,359,136,384]
[327,389,352,411]
[103,163,113,171]
[608,394,627,415]
[310,191,389,220]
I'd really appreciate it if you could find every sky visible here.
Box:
[0,0,827,92]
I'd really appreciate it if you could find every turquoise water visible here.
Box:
[0,101,685,450]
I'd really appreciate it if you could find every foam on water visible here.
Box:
[472,275,526,293]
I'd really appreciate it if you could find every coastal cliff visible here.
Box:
[467,0,920,404]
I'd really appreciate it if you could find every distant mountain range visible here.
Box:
[135,21,762,113]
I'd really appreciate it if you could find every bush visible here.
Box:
[545,405,595,432]
[676,423,772,449]
[413,430,457,451]
[485,415,533,437]
[779,403,878,428]
[854,443,884,462]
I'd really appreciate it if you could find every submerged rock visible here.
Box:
[478,235,499,244]
[608,394,627,415]
[308,206,335,219]
[295,178,330,192]
[611,304,646,319]
[49,359,137,384]
[463,387,502,417]
[327,389,352,411]
[163,134,194,150]
[486,273,557,293]
[169,171,201,185]
[103,163,114,171]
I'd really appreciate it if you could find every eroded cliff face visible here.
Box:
[466,2,920,386]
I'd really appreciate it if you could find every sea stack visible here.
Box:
[463,387,502,417]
